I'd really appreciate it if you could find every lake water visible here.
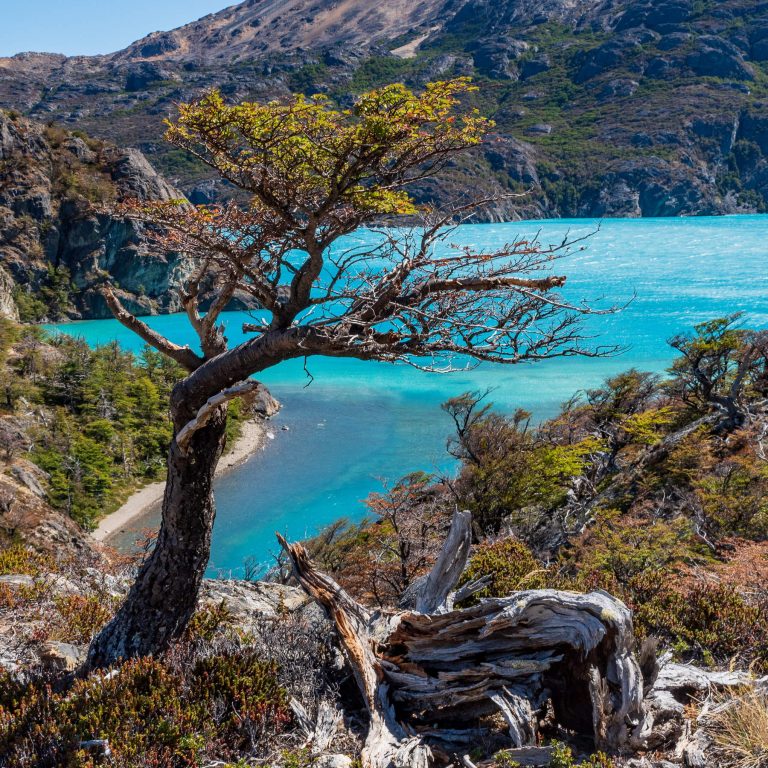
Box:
[47,216,768,575]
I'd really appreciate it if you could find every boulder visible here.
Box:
[122,62,179,92]
[520,56,550,79]
[11,463,48,498]
[575,37,645,83]
[313,756,353,768]
[471,42,521,80]
[131,32,181,59]
[110,148,183,202]
[657,32,692,51]
[597,78,639,102]
[188,179,221,206]
[616,0,694,32]
[686,36,754,81]
[38,641,86,672]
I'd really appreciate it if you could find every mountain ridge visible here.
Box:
[2,0,768,220]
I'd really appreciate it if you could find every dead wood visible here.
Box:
[278,512,650,767]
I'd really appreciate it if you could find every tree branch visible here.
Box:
[412,274,567,298]
[100,286,203,371]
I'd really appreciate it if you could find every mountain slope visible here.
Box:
[113,0,451,62]
[1,0,768,219]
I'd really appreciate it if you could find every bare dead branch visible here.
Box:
[176,379,264,453]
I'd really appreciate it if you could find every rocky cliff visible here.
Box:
[0,112,189,320]
[2,0,768,219]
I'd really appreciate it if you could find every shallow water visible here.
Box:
[47,216,768,574]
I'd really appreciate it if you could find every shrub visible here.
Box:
[0,544,51,576]
[53,594,115,644]
[0,648,292,767]
[459,538,547,604]
[550,742,614,767]
[631,577,768,669]
[558,510,709,587]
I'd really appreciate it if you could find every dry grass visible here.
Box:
[706,688,768,768]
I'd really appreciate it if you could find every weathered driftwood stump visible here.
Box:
[278,511,649,767]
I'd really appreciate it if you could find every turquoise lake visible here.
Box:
[48,216,768,575]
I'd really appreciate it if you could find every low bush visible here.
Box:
[0,646,291,767]
[631,578,768,669]
[458,538,547,604]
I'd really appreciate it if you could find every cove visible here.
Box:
[47,216,768,575]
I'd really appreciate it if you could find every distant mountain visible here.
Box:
[2,0,768,219]
[113,0,450,62]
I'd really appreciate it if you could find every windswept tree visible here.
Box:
[87,79,612,669]
[668,315,768,428]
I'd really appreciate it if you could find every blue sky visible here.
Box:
[0,1,233,57]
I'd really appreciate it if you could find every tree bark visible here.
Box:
[85,404,228,670]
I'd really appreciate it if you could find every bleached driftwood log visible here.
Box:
[279,511,649,767]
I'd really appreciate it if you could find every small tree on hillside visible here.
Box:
[87,79,612,669]
[668,315,768,428]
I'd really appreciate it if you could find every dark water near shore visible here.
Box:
[48,216,768,574]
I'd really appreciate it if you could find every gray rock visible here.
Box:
[0,265,18,321]
[188,179,221,205]
[597,78,639,102]
[313,756,353,768]
[0,112,192,320]
[0,574,35,587]
[520,56,550,79]
[11,463,48,498]
[122,62,179,92]
[686,36,754,81]
[38,641,86,672]
[658,32,692,51]
[131,32,181,59]
[110,148,183,202]
[242,387,281,418]
[617,0,693,32]
[575,37,645,83]
[63,137,96,163]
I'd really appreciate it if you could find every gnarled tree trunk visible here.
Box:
[86,404,228,670]
[280,511,651,767]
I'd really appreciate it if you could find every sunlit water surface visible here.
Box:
[48,216,768,575]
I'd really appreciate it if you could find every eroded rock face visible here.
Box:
[0,112,190,320]
[0,265,18,320]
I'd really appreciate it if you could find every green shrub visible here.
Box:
[459,538,547,604]
[549,742,614,767]
[0,544,51,576]
[631,578,768,669]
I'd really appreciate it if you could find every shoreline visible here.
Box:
[91,418,271,543]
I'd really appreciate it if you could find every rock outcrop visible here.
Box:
[0,111,189,320]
